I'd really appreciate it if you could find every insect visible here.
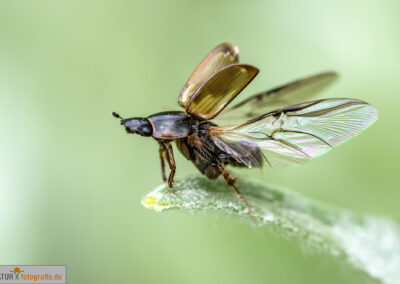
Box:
[112,43,377,213]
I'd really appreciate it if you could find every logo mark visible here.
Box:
[10,267,23,280]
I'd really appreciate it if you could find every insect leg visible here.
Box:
[165,143,176,190]
[158,143,167,182]
[218,165,252,213]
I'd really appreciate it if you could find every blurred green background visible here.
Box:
[0,1,399,283]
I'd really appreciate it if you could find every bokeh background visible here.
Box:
[1,1,399,283]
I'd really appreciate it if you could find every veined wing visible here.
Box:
[186,64,259,120]
[216,71,338,123]
[210,98,377,168]
[179,43,239,108]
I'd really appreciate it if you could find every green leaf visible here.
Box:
[142,176,400,284]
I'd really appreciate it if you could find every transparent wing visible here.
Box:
[186,64,259,120]
[216,71,338,123]
[178,43,239,108]
[210,98,377,169]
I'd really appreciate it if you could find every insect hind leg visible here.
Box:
[218,165,252,213]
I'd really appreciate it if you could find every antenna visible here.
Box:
[112,111,124,120]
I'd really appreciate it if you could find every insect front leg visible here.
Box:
[158,143,167,182]
[165,143,176,189]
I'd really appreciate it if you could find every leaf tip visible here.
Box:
[141,195,157,207]
[141,184,172,212]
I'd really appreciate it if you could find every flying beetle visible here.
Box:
[112,43,378,213]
